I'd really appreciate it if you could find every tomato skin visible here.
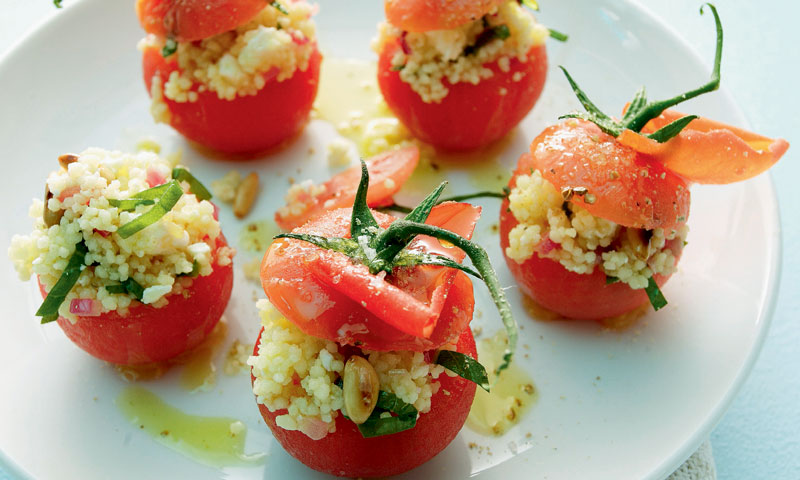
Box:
[377,39,547,151]
[263,204,479,351]
[142,45,321,154]
[528,120,691,230]
[499,197,678,320]
[384,0,507,33]
[136,0,266,42]
[252,326,478,478]
[44,237,233,365]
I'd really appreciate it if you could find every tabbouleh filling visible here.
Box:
[7,148,233,323]
[248,300,452,440]
[372,0,547,103]
[505,169,688,290]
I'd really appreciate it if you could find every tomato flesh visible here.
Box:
[252,326,478,478]
[46,236,233,365]
[136,0,266,42]
[262,204,480,351]
[275,146,419,231]
[529,120,691,230]
[143,44,321,154]
[377,40,547,151]
[384,0,507,32]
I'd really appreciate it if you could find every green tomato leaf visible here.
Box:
[646,115,698,143]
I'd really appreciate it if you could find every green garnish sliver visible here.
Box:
[436,350,490,392]
[548,28,569,42]
[36,240,88,323]
[172,167,212,201]
[105,278,145,301]
[270,1,289,15]
[356,391,418,438]
[645,277,668,311]
[117,181,183,239]
[161,37,178,58]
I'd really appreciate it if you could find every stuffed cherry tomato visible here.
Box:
[250,162,518,477]
[8,148,234,364]
[137,0,321,154]
[373,0,549,151]
[500,5,788,320]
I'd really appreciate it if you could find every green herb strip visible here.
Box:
[109,198,155,212]
[465,24,511,56]
[161,37,178,58]
[178,260,200,278]
[36,240,88,323]
[356,391,418,438]
[518,0,539,11]
[605,275,620,285]
[117,181,183,239]
[435,350,490,392]
[172,167,212,201]
[548,28,569,42]
[271,1,289,15]
[53,0,63,8]
[645,277,668,311]
[105,278,145,301]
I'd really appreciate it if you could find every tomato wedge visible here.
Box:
[143,44,322,155]
[529,120,691,230]
[136,0,265,42]
[384,0,506,32]
[252,326,478,478]
[378,39,548,151]
[46,236,233,365]
[275,146,419,231]
[262,203,481,351]
[617,109,790,185]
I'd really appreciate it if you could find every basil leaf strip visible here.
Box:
[104,278,145,301]
[53,0,63,8]
[117,181,183,239]
[605,275,620,285]
[645,277,668,311]
[436,350,490,392]
[548,28,568,42]
[109,198,155,212]
[161,37,177,58]
[178,260,200,278]
[356,391,418,438]
[36,240,88,323]
[270,1,289,15]
[172,167,212,201]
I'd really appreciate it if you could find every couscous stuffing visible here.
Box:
[7,148,233,323]
[248,300,449,439]
[505,169,688,289]
[372,0,548,103]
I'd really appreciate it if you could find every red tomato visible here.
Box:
[499,195,681,320]
[44,236,233,365]
[262,203,480,351]
[384,0,506,33]
[142,44,322,154]
[252,325,478,478]
[136,0,265,42]
[377,39,547,151]
[529,120,691,230]
[275,146,419,231]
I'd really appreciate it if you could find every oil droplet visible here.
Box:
[240,219,280,253]
[116,386,264,467]
[467,332,537,436]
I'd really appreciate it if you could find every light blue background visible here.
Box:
[0,0,796,478]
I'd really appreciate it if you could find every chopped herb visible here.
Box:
[109,198,155,212]
[270,1,289,15]
[356,391,418,438]
[464,24,511,56]
[117,181,183,239]
[435,350,490,392]
[558,3,722,139]
[605,275,620,285]
[548,28,569,42]
[105,278,145,301]
[178,260,200,278]
[172,167,212,200]
[53,0,63,8]
[161,37,177,58]
[390,64,405,72]
[645,277,668,311]
[36,240,88,323]
[517,0,539,11]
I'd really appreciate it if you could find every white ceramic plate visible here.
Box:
[0,0,780,479]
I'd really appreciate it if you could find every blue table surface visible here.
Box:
[0,1,797,478]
